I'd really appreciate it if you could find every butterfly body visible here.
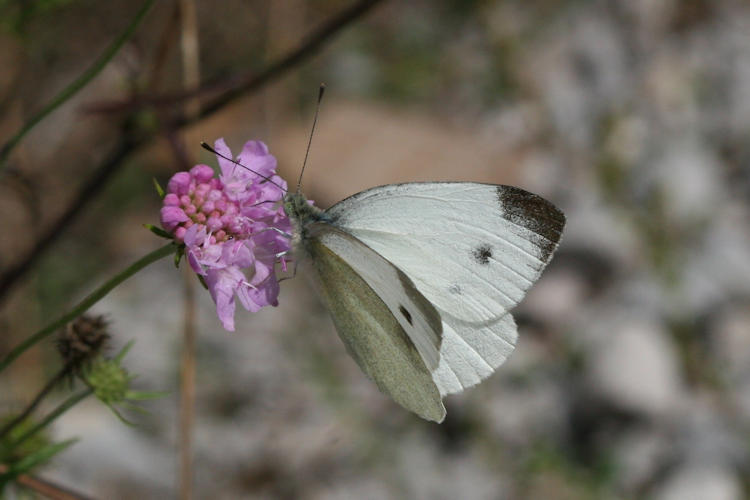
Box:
[284,182,565,422]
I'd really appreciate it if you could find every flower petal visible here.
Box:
[237,140,277,179]
[167,172,192,196]
[205,268,245,331]
[213,138,236,178]
[190,164,215,183]
[160,206,189,232]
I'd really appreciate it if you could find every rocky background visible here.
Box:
[1,0,749,498]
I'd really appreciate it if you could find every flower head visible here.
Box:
[57,314,110,375]
[160,138,291,330]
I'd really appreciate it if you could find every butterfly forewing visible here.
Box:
[325,183,565,323]
[306,225,446,422]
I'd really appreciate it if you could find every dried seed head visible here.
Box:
[57,315,110,373]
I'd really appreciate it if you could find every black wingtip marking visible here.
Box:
[398,305,413,325]
[496,185,565,261]
[472,244,493,265]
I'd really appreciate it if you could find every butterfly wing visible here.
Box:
[306,222,446,422]
[324,182,565,395]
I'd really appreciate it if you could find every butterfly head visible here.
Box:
[283,191,326,247]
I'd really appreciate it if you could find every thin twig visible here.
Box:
[179,266,197,500]
[86,0,384,122]
[0,243,175,373]
[0,0,156,172]
[0,364,71,440]
[0,464,92,500]
[178,1,200,499]
[0,129,142,303]
[8,389,92,450]
[0,0,385,305]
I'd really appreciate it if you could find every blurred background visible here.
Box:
[1,0,750,498]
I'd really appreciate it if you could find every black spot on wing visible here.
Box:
[472,244,493,265]
[398,305,413,325]
[496,185,566,261]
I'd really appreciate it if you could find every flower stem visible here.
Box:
[0,463,92,500]
[0,364,71,441]
[8,389,93,450]
[0,0,156,172]
[0,243,175,374]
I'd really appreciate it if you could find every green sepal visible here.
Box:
[152,178,165,198]
[114,340,135,363]
[197,274,208,290]
[104,403,137,427]
[125,390,168,401]
[144,224,173,239]
[174,245,185,268]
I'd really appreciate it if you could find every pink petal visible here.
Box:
[160,206,189,231]
[237,140,277,178]
[167,172,192,195]
[213,138,236,178]
[190,164,215,183]
[163,193,180,206]
[206,268,244,331]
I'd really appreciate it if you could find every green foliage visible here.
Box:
[0,415,76,494]
[0,0,75,35]
[0,416,49,464]
[82,341,166,425]
[0,439,77,490]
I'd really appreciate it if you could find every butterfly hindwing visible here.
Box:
[306,224,446,422]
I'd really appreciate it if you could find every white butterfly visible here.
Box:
[284,182,565,422]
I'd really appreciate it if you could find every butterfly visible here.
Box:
[284,182,565,422]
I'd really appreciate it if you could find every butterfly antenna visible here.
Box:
[296,83,326,194]
[200,142,287,192]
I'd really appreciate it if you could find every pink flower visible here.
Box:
[160,138,293,331]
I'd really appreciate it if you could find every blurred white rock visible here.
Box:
[712,304,750,380]
[485,378,568,448]
[613,427,671,492]
[396,433,510,500]
[654,463,743,500]
[522,266,590,327]
[650,138,724,222]
[682,204,750,311]
[586,317,684,417]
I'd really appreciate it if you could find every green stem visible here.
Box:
[0,243,175,374]
[0,0,156,171]
[0,364,71,441]
[8,389,93,450]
